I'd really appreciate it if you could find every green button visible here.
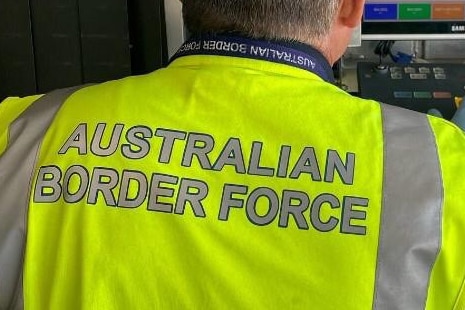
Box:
[399,3,431,20]
[414,91,432,99]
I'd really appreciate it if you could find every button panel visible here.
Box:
[388,65,454,104]
[357,61,464,120]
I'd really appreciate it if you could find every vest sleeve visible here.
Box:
[0,89,77,308]
[0,95,41,308]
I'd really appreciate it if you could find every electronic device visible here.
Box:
[361,0,465,40]
[357,62,465,119]
[357,1,465,119]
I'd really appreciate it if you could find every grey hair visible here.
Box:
[182,0,341,41]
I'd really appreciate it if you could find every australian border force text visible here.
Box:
[34,123,369,235]
[179,39,316,69]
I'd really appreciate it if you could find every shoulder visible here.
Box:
[427,114,465,168]
[427,114,465,208]
[0,95,42,121]
[0,95,43,155]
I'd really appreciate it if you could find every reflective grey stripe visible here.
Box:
[0,86,84,310]
[374,104,443,310]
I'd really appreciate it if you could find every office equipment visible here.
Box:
[361,0,465,40]
[357,62,465,119]
[355,1,465,119]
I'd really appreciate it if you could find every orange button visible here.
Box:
[432,3,464,20]
[433,92,452,99]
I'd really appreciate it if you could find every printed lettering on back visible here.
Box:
[34,123,369,236]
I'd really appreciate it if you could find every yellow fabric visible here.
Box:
[0,95,42,154]
[11,55,463,309]
[427,116,465,310]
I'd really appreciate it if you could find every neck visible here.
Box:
[297,36,339,66]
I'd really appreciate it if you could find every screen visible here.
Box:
[362,0,465,40]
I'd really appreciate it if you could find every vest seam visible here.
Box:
[453,278,465,309]
[372,103,387,310]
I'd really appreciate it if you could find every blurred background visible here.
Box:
[0,0,173,101]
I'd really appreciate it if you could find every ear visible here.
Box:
[338,0,365,28]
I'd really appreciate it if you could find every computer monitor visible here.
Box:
[361,0,465,40]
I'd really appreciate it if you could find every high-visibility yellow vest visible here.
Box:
[1,37,465,310]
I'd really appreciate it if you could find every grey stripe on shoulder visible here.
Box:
[0,86,85,310]
[374,104,443,310]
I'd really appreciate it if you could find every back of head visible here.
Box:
[182,0,340,44]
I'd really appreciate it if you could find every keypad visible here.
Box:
[388,65,452,102]
[358,61,464,120]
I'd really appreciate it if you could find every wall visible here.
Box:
[0,0,167,101]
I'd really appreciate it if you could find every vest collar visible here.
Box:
[170,33,335,83]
